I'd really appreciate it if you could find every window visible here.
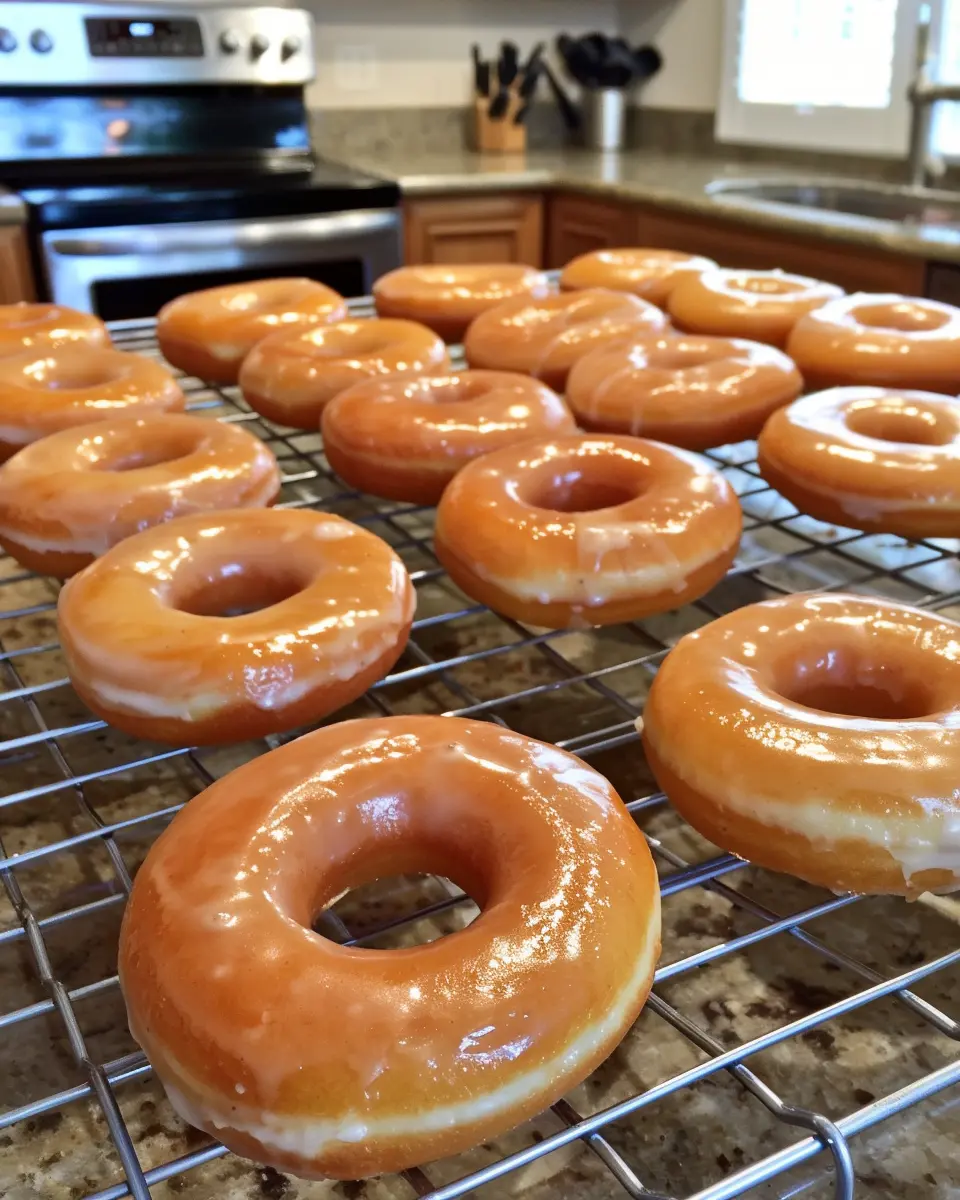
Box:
[717,0,926,155]
[933,0,960,156]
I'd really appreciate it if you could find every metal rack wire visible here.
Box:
[0,298,958,1200]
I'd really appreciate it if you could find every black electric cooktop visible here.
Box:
[19,161,400,231]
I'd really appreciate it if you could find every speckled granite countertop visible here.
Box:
[341,148,960,265]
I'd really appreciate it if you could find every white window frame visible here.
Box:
[716,0,929,157]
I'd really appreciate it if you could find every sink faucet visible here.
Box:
[907,5,960,188]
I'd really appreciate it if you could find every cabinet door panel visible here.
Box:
[547,194,637,267]
[404,195,543,266]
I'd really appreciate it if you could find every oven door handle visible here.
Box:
[43,209,400,258]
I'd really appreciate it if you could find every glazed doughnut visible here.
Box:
[758,387,960,539]
[119,714,661,1179]
[0,302,108,359]
[435,433,741,629]
[0,346,185,461]
[321,370,577,504]
[0,414,280,577]
[157,278,347,384]
[566,333,802,451]
[58,509,414,745]
[239,319,449,429]
[786,293,960,392]
[373,264,551,343]
[464,289,668,392]
[560,248,717,308]
[667,269,844,348]
[642,592,960,897]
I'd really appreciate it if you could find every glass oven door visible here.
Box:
[40,209,402,320]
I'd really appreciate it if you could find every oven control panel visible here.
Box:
[0,4,314,86]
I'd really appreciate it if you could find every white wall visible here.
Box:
[623,0,723,112]
[305,0,619,109]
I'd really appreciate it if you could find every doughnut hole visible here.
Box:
[521,452,645,513]
[88,426,203,472]
[321,873,480,948]
[852,302,950,333]
[170,558,314,617]
[728,273,811,297]
[772,648,939,720]
[844,400,959,446]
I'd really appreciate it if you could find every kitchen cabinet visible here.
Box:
[631,202,926,295]
[404,194,543,267]
[546,194,638,267]
[0,227,35,304]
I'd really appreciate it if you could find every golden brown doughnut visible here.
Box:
[560,248,717,307]
[668,269,844,348]
[786,293,960,392]
[0,413,280,577]
[758,386,960,539]
[239,318,450,429]
[0,346,185,461]
[464,289,669,392]
[642,592,960,897]
[321,370,577,504]
[435,433,742,628]
[0,302,108,359]
[119,715,661,1178]
[157,278,347,384]
[373,264,551,343]
[58,509,414,744]
[566,332,802,450]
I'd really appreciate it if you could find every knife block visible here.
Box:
[474,95,526,154]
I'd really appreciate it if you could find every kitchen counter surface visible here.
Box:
[342,147,960,264]
[0,189,26,226]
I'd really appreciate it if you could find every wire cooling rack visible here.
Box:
[1,298,959,1200]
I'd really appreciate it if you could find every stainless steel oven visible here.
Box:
[41,208,402,319]
[2,1,403,318]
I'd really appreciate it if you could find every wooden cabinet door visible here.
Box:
[633,204,925,295]
[0,227,35,304]
[546,194,638,268]
[404,194,543,266]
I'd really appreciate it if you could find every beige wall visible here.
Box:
[305,0,620,110]
[624,0,723,112]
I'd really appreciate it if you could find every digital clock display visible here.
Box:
[85,17,204,58]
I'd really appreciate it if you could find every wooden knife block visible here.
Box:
[474,95,526,154]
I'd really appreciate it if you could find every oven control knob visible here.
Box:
[250,32,270,59]
[29,29,53,54]
[218,29,241,55]
[0,29,17,53]
[280,35,301,61]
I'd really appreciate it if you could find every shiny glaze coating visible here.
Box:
[463,288,669,393]
[0,346,185,461]
[435,433,742,629]
[156,278,347,384]
[0,301,108,359]
[560,248,717,308]
[119,715,661,1178]
[566,333,803,451]
[373,264,551,343]
[58,509,415,745]
[239,319,450,429]
[642,592,960,896]
[758,387,960,539]
[786,293,960,392]
[667,269,844,348]
[0,414,281,577]
[321,370,577,504]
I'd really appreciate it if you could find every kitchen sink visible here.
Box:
[707,177,960,231]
